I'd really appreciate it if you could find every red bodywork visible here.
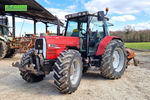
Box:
[43,36,121,59]
[43,36,80,59]
[96,36,121,56]
[42,36,121,59]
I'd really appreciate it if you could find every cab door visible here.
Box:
[88,16,105,55]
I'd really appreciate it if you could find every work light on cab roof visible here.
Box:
[65,11,89,19]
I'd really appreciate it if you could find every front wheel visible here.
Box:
[100,39,127,79]
[20,49,45,82]
[53,50,83,94]
[0,40,7,60]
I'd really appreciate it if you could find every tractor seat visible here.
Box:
[71,29,79,37]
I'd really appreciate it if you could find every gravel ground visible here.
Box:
[0,52,150,100]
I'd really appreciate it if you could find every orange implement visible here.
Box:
[126,48,139,66]
[9,35,37,53]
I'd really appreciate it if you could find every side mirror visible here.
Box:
[105,16,109,21]
[98,11,105,21]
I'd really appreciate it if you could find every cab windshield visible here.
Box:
[66,16,88,37]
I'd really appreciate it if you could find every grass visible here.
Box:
[125,42,150,50]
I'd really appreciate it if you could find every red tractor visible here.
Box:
[14,9,128,94]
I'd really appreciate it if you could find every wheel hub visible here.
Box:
[70,59,80,85]
[112,48,125,72]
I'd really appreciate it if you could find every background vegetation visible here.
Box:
[110,26,150,42]
[110,26,150,49]
[125,42,150,49]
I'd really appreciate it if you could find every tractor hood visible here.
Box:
[42,36,80,48]
[39,36,80,59]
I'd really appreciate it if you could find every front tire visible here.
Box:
[20,49,45,83]
[20,71,45,83]
[0,40,7,60]
[100,39,127,79]
[53,50,83,94]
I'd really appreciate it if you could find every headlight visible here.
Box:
[35,38,47,59]
[42,38,47,59]
[35,39,43,50]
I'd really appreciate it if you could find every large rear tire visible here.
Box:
[53,49,83,94]
[100,39,127,79]
[0,40,7,60]
[20,49,45,83]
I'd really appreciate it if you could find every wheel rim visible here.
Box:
[70,59,81,85]
[112,48,125,72]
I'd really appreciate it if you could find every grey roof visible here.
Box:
[0,0,63,25]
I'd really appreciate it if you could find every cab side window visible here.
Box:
[89,17,104,39]
[66,21,78,36]
[89,17,104,48]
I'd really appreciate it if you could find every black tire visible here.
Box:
[20,49,45,83]
[100,39,127,79]
[5,49,16,58]
[53,49,83,94]
[0,40,7,60]
[20,71,45,83]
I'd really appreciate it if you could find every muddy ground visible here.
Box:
[0,52,150,100]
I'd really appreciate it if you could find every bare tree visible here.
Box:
[124,25,135,35]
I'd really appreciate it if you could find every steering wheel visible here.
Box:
[80,29,86,36]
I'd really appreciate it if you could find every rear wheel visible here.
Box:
[0,40,7,60]
[100,39,127,79]
[20,49,45,82]
[53,49,83,94]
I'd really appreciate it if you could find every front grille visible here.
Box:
[35,39,43,50]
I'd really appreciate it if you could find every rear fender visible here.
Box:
[96,36,122,56]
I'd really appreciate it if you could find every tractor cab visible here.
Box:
[0,24,11,41]
[0,24,9,35]
[0,24,14,42]
[0,16,9,36]
[65,10,110,56]
[0,16,13,42]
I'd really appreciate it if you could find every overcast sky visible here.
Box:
[7,0,150,36]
